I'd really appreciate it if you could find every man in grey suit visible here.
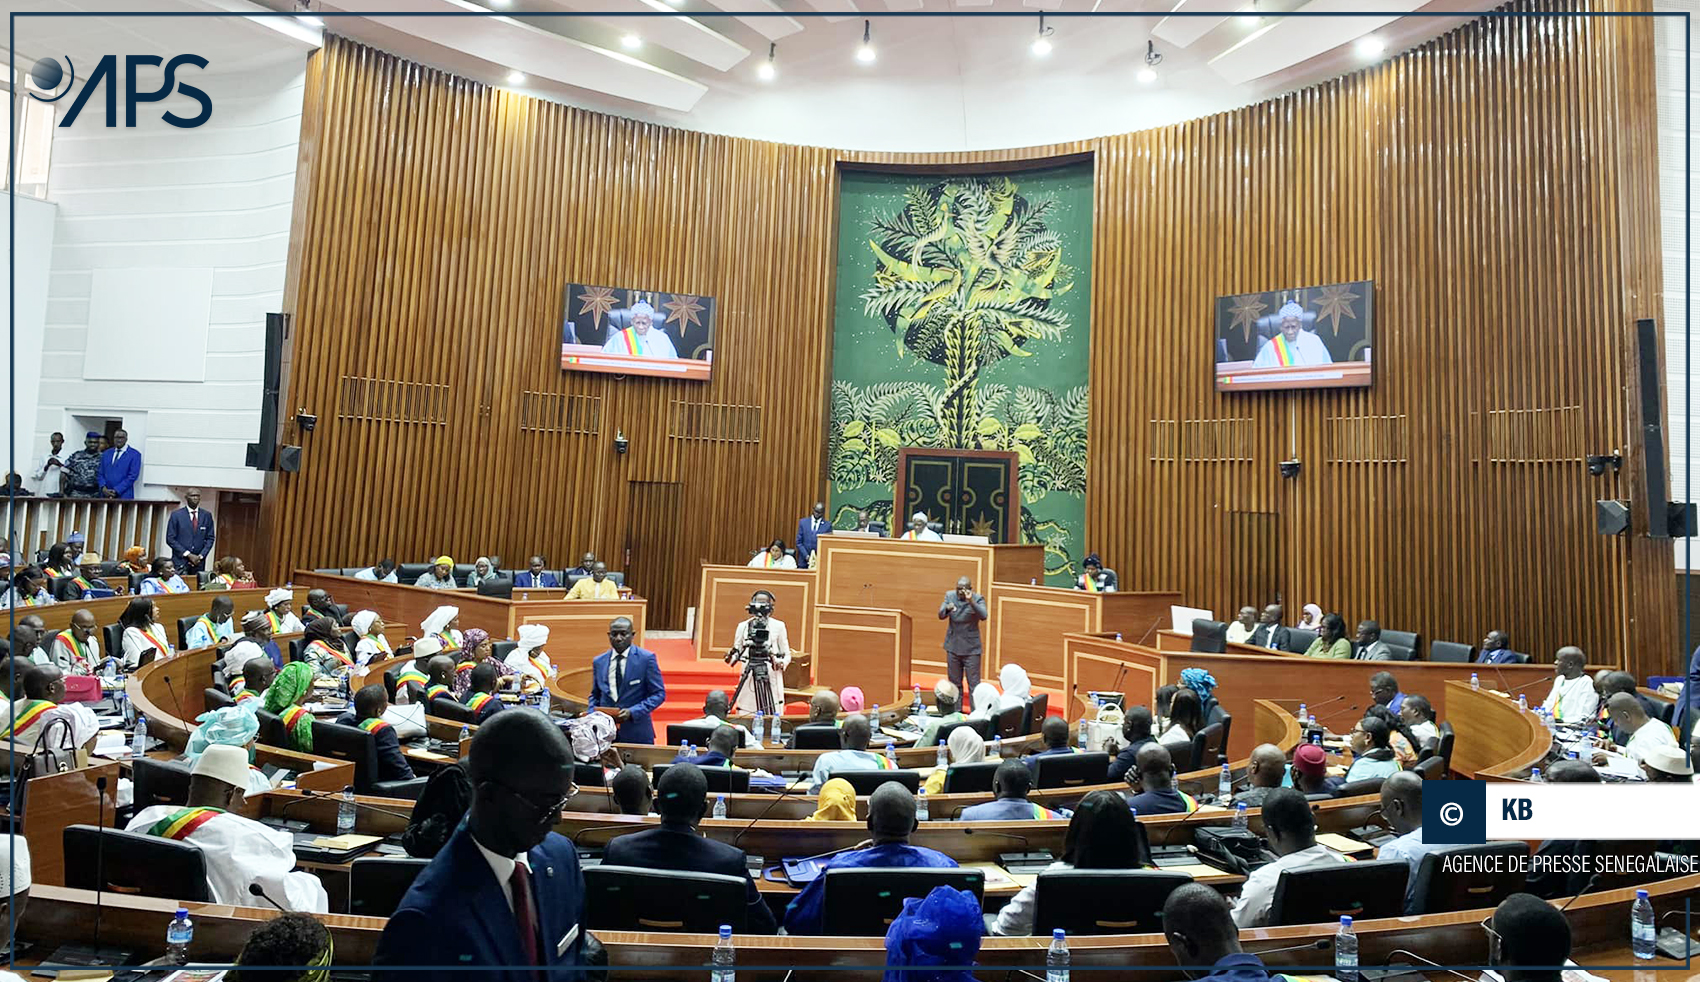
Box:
[938,576,989,692]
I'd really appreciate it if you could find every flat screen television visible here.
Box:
[1213,279,1374,392]
[560,283,715,381]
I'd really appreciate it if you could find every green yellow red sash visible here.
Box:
[529,655,551,680]
[425,684,450,702]
[1179,791,1200,815]
[1079,573,1097,593]
[398,665,427,688]
[617,328,640,355]
[2,699,55,737]
[308,639,353,667]
[148,806,225,841]
[433,631,460,652]
[281,706,311,730]
[266,611,286,633]
[140,625,172,655]
[1271,333,1295,367]
[195,616,222,645]
[358,718,391,734]
[55,629,91,664]
[455,660,476,674]
[466,692,493,714]
[235,689,258,705]
[216,574,237,588]
[1030,802,1064,820]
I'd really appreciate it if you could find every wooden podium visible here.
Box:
[987,585,1180,696]
[810,606,912,707]
[694,565,817,664]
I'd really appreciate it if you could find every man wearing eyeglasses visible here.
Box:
[1374,772,1443,914]
[374,711,587,980]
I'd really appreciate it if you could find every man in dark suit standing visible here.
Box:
[795,501,831,570]
[938,576,989,692]
[590,617,666,745]
[1249,605,1290,651]
[603,763,776,933]
[166,487,215,574]
[373,711,588,979]
[97,428,141,499]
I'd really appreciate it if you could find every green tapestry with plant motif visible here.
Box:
[828,164,1092,583]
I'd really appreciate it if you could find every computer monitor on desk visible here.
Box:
[1169,605,1213,634]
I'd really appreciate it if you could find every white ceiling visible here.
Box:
[8,0,1500,151]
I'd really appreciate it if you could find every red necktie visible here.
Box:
[510,862,542,968]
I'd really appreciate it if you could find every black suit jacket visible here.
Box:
[1250,623,1290,650]
[601,823,777,934]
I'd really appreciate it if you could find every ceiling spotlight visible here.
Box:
[506,70,526,85]
[622,33,643,49]
[758,42,777,81]
[1031,14,1054,57]
[1137,66,1158,84]
[857,19,876,64]
[1356,35,1386,58]
[298,14,323,27]
[1138,38,1161,81]
[1239,0,1259,26]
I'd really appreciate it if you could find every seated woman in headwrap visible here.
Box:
[264,588,305,635]
[883,885,986,982]
[207,556,257,591]
[263,662,316,752]
[504,624,555,689]
[997,663,1031,712]
[350,610,392,666]
[1180,667,1224,726]
[967,682,1002,721]
[840,686,866,714]
[923,725,987,796]
[121,546,150,576]
[186,704,272,795]
[419,606,462,653]
[451,628,507,701]
[299,617,354,676]
[463,557,499,589]
[805,778,857,822]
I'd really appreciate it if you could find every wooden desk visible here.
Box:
[18,760,120,887]
[25,586,304,635]
[987,586,1181,696]
[1061,633,1160,721]
[810,606,911,706]
[1444,679,1554,780]
[696,565,817,665]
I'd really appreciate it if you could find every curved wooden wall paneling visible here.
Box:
[266,3,1674,667]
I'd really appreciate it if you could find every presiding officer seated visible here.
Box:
[603,763,776,933]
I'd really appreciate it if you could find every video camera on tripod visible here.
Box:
[727,597,779,715]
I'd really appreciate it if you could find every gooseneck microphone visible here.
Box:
[1384,948,1476,982]
[732,784,806,847]
[248,882,288,912]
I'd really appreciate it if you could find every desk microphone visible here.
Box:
[1384,948,1476,981]
[1300,695,1346,713]
[1249,938,1332,958]
[570,820,647,847]
[1314,704,1361,727]
[957,826,1031,850]
[732,783,807,847]
[248,882,289,912]
[161,673,188,731]
[274,788,416,825]
[1508,676,1554,695]
[1490,664,1513,695]
[1557,873,1601,912]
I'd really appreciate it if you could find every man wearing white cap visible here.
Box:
[601,301,679,359]
[223,612,274,676]
[414,556,459,591]
[1640,744,1694,783]
[126,744,330,912]
[263,588,304,635]
[900,512,943,542]
[420,606,463,653]
[1253,301,1334,368]
[394,635,443,705]
[505,624,555,688]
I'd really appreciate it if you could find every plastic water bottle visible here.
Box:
[935,740,948,770]
[1529,768,1542,783]
[1217,763,1232,800]
[132,714,148,758]
[912,685,925,716]
[459,724,470,745]
[872,703,881,725]
[1078,716,1090,749]
[165,908,194,964]
[338,786,356,834]
[1335,916,1358,982]
[713,794,727,820]
[1470,673,1480,691]
[712,925,735,982]
[339,674,351,702]
[991,736,1002,758]
[1632,889,1656,959]
[1297,702,1307,721]
[681,737,691,757]
[885,741,898,767]
[916,788,929,822]
[1567,750,1580,760]
[1517,694,1528,712]
[1233,802,1248,830]
[1046,929,1070,982]
[752,713,764,747]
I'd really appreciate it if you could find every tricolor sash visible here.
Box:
[1271,333,1296,367]
[433,631,461,652]
[455,660,476,674]
[466,692,493,714]
[1078,573,1098,593]
[266,610,285,633]
[1179,791,1200,815]
[398,666,428,688]
[2,699,55,737]
[364,634,392,656]
[55,629,91,666]
[71,575,94,592]
[216,574,237,588]
[194,616,223,646]
[281,706,311,731]
[234,689,259,705]
[425,684,450,702]
[140,625,172,655]
[358,718,391,734]
[308,639,354,668]
[529,655,553,680]
[148,806,225,841]
[617,327,640,355]
[762,552,777,568]
[1030,802,1063,820]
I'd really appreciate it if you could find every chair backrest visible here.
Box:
[583,865,749,933]
[175,614,199,650]
[102,623,123,661]
[933,719,988,748]
[1381,629,1421,660]
[1033,869,1193,935]
[1284,628,1317,654]
[286,637,303,664]
[1032,752,1110,789]
[63,825,210,902]
[573,762,607,787]
[666,723,721,747]
[203,687,234,711]
[382,669,398,701]
[49,575,76,602]
[132,757,192,808]
[1409,842,1530,914]
[398,563,432,583]
[792,724,842,750]
[833,769,921,794]
[1188,721,1227,771]
[476,577,514,599]
[995,703,1025,740]
[940,761,1002,795]
[1429,640,1474,663]
[255,708,286,746]
[1267,859,1410,926]
[127,572,147,593]
[431,697,476,723]
[1384,645,1415,662]
[349,856,432,917]
[1505,651,1530,664]
[1190,619,1228,653]
[1435,722,1455,771]
[822,868,985,936]
[311,720,380,793]
[1023,693,1049,735]
[1414,756,1444,779]
[652,763,752,794]
[490,639,517,662]
[1333,777,1387,798]
[451,564,476,586]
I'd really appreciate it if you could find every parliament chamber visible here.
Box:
[5,0,1699,979]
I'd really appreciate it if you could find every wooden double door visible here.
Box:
[895,448,1020,544]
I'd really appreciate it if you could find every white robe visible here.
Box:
[746,554,797,569]
[728,617,791,715]
[504,648,556,687]
[601,326,679,358]
[355,634,392,666]
[1253,329,1333,367]
[125,805,329,913]
[222,638,269,677]
[1540,674,1600,725]
[899,529,944,542]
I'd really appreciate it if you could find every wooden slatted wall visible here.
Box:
[265,3,1676,673]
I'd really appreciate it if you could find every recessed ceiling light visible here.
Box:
[758,42,777,81]
[622,33,643,49]
[1356,35,1385,58]
[1239,1,1258,26]
[857,19,876,64]
[507,70,526,84]
[1137,66,1157,84]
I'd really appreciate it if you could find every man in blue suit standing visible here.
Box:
[1476,629,1523,664]
[97,429,141,499]
[795,501,831,570]
[165,487,215,574]
[373,711,588,980]
[589,617,666,744]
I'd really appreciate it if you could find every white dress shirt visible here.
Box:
[1540,674,1600,725]
[1624,719,1679,762]
[473,834,533,913]
[1225,622,1254,644]
[1231,843,1346,927]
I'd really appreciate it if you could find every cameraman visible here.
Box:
[726,590,792,715]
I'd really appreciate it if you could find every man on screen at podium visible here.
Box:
[901,512,943,542]
[600,301,678,359]
[1252,301,1333,368]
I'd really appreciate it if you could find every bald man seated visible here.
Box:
[1374,772,1444,912]
[1594,691,1678,766]
[1229,744,1289,809]
[1123,744,1199,816]
[1539,647,1598,725]
[1490,892,1586,982]
[786,689,842,749]
[1163,882,1272,982]
[807,714,886,792]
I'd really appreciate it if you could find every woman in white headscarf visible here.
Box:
[968,682,1002,720]
[923,723,988,795]
[263,588,305,635]
[420,606,462,652]
[351,610,392,666]
[463,557,499,589]
[1295,603,1322,631]
[505,623,555,688]
[997,663,1032,711]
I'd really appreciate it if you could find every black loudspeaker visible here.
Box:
[247,312,288,471]
[1670,502,1697,538]
[278,446,303,473]
[1635,318,1669,538]
[1597,500,1631,536]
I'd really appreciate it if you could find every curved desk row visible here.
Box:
[22,586,306,636]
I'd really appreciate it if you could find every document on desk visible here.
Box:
[1595,750,1642,779]
[310,833,382,849]
[1315,832,1375,856]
